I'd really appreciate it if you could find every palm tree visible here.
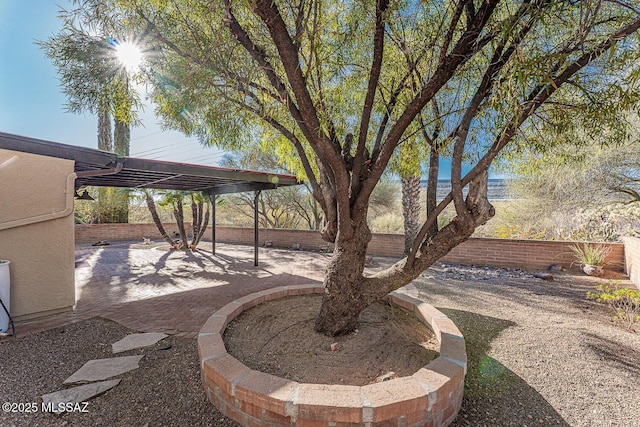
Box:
[144,190,211,251]
[40,5,140,223]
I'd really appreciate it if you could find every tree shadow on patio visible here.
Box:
[441,308,570,427]
[74,243,324,333]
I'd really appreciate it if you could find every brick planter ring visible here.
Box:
[198,285,467,427]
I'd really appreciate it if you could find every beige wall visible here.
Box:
[0,149,76,321]
[622,236,640,289]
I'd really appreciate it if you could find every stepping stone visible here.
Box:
[42,379,120,412]
[112,333,168,353]
[63,355,144,384]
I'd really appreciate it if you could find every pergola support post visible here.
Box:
[210,191,216,255]
[254,190,261,267]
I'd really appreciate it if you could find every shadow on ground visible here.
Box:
[582,331,640,377]
[441,308,570,427]
[73,243,325,333]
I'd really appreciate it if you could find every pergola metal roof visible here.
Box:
[0,132,300,195]
[1,131,304,266]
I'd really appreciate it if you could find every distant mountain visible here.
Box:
[419,178,511,201]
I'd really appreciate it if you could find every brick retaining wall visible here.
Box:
[75,223,187,244]
[75,224,625,272]
[198,285,466,427]
[443,237,624,272]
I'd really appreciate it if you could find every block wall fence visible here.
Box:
[75,223,633,277]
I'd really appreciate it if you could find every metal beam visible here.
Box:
[206,182,279,195]
[133,173,184,188]
[2,132,301,194]
[0,132,116,166]
[123,157,299,185]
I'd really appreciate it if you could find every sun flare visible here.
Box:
[115,41,142,72]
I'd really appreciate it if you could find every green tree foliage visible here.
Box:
[94,0,640,335]
[587,282,640,331]
[41,2,143,222]
[39,3,140,124]
[219,150,324,230]
[73,187,131,224]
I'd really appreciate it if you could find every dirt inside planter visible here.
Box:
[223,294,439,386]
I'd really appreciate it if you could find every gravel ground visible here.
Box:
[0,263,638,426]
[0,318,237,427]
[413,263,640,427]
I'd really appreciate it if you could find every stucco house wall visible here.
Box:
[622,236,640,289]
[0,149,76,321]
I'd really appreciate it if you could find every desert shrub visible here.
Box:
[472,201,548,239]
[369,213,404,234]
[74,187,131,224]
[587,282,640,332]
[500,153,640,241]
[569,243,612,267]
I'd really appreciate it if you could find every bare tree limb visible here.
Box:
[353,0,390,188]
[355,0,501,216]
[252,0,353,238]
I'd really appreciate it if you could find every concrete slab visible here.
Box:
[112,332,167,353]
[42,379,120,412]
[63,355,144,384]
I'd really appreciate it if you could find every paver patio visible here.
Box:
[12,242,330,338]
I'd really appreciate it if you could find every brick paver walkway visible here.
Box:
[10,242,329,339]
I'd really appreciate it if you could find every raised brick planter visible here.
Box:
[198,285,467,427]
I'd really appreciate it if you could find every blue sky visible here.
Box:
[0,0,222,165]
[0,1,483,178]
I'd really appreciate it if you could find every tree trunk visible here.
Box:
[190,195,200,247]
[145,192,177,247]
[110,119,130,223]
[194,204,210,247]
[97,106,113,152]
[114,119,130,156]
[174,198,190,250]
[314,172,496,337]
[402,174,421,255]
[97,105,116,223]
[426,146,440,239]
[315,221,372,336]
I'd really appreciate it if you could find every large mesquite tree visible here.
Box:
[109,0,640,335]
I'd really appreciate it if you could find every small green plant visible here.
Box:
[569,243,611,266]
[587,282,640,332]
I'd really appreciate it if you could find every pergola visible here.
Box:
[0,132,301,265]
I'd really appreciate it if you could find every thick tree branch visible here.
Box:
[251,0,335,154]
[230,83,323,207]
[222,5,305,128]
[252,0,353,239]
[450,0,541,217]
[371,51,428,159]
[439,0,468,65]
[469,14,640,182]
[352,0,390,188]
[407,6,640,267]
[355,0,501,216]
